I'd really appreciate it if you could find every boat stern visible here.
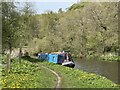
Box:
[62,61,75,68]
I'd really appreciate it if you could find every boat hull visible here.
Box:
[62,61,75,68]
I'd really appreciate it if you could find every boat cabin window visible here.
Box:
[58,55,64,63]
[52,56,55,62]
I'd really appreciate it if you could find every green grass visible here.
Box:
[39,62,118,88]
[1,56,119,88]
[0,54,3,89]
[1,57,56,88]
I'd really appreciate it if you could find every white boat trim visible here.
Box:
[62,61,75,66]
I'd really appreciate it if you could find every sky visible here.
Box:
[15,0,79,14]
[33,2,78,14]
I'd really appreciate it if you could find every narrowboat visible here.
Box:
[38,51,75,68]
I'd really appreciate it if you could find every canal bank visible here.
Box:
[74,58,119,84]
[1,56,118,88]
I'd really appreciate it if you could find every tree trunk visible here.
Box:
[6,43,12,74]
[6,54,10,74]
[18,47,22,63]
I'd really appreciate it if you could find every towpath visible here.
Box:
[41,65,61,89]
[30,56,62,89]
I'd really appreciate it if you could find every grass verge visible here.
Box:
[1,57,56,88]
[39,62,118,88]
[1,56,119,88]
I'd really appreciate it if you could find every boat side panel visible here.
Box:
[48,54,58,63]
[38,54,49,60]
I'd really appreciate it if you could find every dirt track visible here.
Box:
[41,66,61,89]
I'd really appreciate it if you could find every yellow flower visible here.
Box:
[83,76,86,77]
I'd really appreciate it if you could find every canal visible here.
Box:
[74,58,119,84]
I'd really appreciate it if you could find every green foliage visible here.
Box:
[2,2,39,53]
[2,2,20,52]
[68,2,88,11]
[28,2,118,60]
[1,57,118,88]
[101,55,120,61]
[1,58,56,88]
[40,61,117,88]
[2,2,118,61]
[16,2,37,47]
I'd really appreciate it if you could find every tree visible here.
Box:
[0,3,2,54]
[2,2,19,53]
[26,2,118,59]
[17,2,36,59]
[2,2,20,72]
[2,2,37,63]
[58,8,63,13]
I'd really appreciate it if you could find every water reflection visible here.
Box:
[74,58,119,84]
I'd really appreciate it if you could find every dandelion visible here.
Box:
[83,76,86,78]
[102,77,105,79]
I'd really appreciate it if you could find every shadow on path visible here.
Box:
[22,56,45,63]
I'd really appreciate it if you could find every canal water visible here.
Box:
[74,58,119,84]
